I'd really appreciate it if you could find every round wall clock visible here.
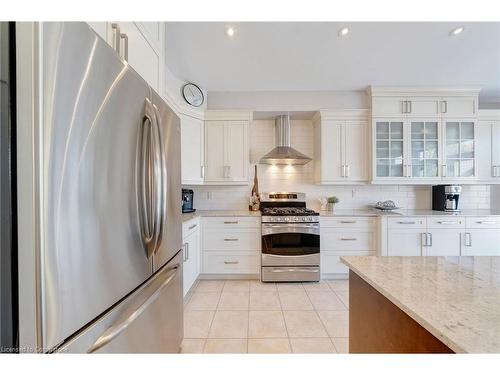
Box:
[182,83,204,107]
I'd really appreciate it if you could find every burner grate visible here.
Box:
[261,207,319,216]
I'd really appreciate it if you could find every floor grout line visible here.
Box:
[185,279,350,353]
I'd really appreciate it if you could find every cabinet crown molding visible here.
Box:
[478,109,500,121]
[312,109,369,122]
[204,110,253,121]
[368,85,482,97]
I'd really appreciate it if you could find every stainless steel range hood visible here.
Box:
[259,115,312,165]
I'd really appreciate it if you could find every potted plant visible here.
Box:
[326,196,339,211]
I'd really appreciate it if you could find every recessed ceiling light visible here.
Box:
[225,26,236,37]
[450,26,465,36]
[338,26,350,37]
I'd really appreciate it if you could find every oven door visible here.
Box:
[261,223,320,267]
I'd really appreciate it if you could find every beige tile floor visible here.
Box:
[181,279,350,354]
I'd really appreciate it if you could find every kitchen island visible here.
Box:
[340,256,500,353]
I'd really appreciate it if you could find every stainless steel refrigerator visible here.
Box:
[13,22,183,353]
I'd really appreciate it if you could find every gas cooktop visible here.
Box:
[261,207,319,216]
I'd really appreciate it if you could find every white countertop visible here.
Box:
[320,209,500,217]
[182,210,261,222]
[340,256,500,353]
[183,208,500,223]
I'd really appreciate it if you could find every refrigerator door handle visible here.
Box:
[87,264,180,353]
[139,99,157,258]
[152,103,166,254]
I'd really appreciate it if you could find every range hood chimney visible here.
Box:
[259,114,312,165]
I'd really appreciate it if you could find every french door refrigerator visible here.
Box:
[12,22,183,353]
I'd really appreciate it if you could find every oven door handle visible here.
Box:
[267,268,320,273]
[262,223,319,228]
[262,223,320,235]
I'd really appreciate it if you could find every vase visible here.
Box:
[326,203,335,211]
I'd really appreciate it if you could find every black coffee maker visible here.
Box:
[182,189,195,213]
[432,185,461,212]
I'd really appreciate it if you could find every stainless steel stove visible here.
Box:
[260,192,320,282]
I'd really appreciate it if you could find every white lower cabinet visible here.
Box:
[463,217,500,256]
[320,217,377,276]
[182,217,200,297]
[461,229,500,256]
[387,217,426,256]
[424,229,462,256]
[387,229,424,256]
[201,217,261,275]
[384,215,500,257]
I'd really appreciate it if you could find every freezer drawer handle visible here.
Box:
[223,221,239,224]
[397,221,416,224]
[87,264,180,353]
[224,238,239,242]
[339,220,357,224]
[224,261,239,265]
[340,238,357,241]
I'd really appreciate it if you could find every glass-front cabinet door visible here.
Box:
[375,120,405,178]
[410,120,439,178]
[443,120,475,178]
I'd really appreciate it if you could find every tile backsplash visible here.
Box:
[185,119,490,211]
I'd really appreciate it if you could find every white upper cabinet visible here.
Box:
[441,120,476,179]
[87,22,164,93]
[204,111,251,185]
[313,110,369,184]
[370,87,481,184]
[181,115,205,185]
[440,97,477,118]
[476,111,500,183]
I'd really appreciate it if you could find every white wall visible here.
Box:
[207,90,367,111]
[185,119,491,211]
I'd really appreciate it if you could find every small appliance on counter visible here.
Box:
[182,189,196,213]
[432,185,461,212]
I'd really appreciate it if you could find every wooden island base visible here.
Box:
[349,270,454,353]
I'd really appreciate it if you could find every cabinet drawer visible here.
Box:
[203,230,261,251]
[321,230,375,251]
[321,251,375,274]
[321,217,376,229]
[387,217,426,229]
[203,252,260,274]
[203,216,260,229]
[182,217,200,238]
[427,217,465,229]
[465,217,500,229]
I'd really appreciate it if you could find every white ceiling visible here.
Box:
[165,22,500,103]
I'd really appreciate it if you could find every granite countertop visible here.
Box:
[320,209,500,217]
[182,210,261,222]
[340,256,500,353]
